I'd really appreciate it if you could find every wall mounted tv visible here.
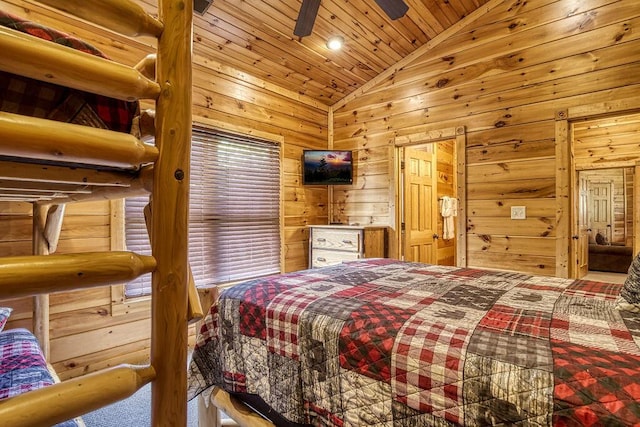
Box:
[303,150,353,185]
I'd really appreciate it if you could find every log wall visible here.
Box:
[332,0,640,275]
[0,0,327,379]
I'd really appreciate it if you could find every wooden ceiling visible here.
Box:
[193,0,492,107]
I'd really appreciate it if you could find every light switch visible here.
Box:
[511,206,526,220]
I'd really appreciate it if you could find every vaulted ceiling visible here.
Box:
[192,0,492,106]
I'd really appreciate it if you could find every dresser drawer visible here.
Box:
[310,249,361,268]
[311,228,362,252]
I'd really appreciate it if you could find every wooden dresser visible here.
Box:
[308,225,387,268]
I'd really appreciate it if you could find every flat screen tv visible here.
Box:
[303,150,353,185]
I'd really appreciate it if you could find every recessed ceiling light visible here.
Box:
[326,35,344,50]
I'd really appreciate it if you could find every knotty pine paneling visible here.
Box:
[0,0,328,379]
[333,0,640,275]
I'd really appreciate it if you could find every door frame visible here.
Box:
[555,98,640,278]
[392,126,467,266]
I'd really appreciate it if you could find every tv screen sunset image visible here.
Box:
[303,150,353,185]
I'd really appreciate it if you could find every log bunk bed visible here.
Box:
[0,0,193,425]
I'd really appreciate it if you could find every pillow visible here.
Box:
[617,252,640,312]
[595,231,609,245]
[0,307,12,332]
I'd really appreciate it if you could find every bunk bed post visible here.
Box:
[32,203,65,360]
[151,0,193,425]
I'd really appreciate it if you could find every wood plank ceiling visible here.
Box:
[193,0,491,106]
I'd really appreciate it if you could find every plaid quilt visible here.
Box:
[0,328,79,427]
[188,259,640,426]
[0,10,138,133]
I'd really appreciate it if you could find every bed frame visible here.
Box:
[0,0,193,425]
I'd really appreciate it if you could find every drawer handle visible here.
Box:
[342,239,353,244]
[317,238,326,242]
[316,257,326,262]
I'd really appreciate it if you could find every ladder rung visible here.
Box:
[0,251,156,298]
[0,112,158,169]
[36,0,163,37]
[0,26,160,102]
[0,364,155,427]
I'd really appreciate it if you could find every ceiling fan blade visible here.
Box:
[294,0,321,37]
[374,0,409,20]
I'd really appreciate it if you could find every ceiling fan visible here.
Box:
[293,0,409,37]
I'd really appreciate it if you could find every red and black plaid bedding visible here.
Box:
[0,10,138,134]
[0,328,79,427]
[188,259,640,426]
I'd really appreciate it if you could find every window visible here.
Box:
[124,127,281,298]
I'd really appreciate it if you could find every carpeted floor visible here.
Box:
[80,383,199,426]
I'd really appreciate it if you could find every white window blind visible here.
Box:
[124,127,281,298]
[124,196,151,297]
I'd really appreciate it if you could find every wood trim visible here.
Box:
[279,136,285,273]
[388,144,397,258]
[331,0,504,111]
[328,107,334,225]
[393,146,403,259]
[555,118,570,278]
[455,126,466,268]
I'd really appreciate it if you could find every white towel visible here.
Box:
[439,196,457,240]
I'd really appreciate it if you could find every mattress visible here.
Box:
[0,328,80,427]
[187,259,640,426]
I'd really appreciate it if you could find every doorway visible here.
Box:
[394,126,466,266]
[560,108,640,279]
[577,167,634,281]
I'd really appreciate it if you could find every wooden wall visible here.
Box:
[332,0,640,276]
[0,0,327,379]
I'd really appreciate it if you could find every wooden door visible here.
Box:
[577,173,589,278]
[588,181,614,241]
[403,147,438,263]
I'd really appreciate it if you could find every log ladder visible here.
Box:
[0,0,195,425]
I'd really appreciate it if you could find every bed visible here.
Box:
[0,0,193,425]
[188,258,640,426]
